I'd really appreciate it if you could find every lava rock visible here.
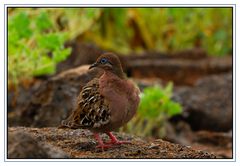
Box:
[9,65,100,127]
[8,127,216,159]
[8,129,69,159]
[57,41,104,73]
[126,56,232,86]
[173,72,232,132]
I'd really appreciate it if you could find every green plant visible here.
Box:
[121,82,182,138]
[81,8,232,56]
[8,8,232,87]
[8,9,72,87]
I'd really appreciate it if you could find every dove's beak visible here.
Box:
[89,62,98,69]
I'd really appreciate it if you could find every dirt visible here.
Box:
[8,127,216,159]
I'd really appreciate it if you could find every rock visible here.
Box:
[8,42,104,125]
[8,65,102,127]
[163,121,232,158]
[7,127,216,159]
[191,130,232,158]
[8,42,232,127]
[173,72,232,131]
[56,40,232,86]
[8,129,69,159]
[8,78,44,114]
[57,41,104,73]
[193,130,232,147]
[126,56,232,85]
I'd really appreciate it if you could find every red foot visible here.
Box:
[94,133,113,151]
[106,132,131,145]
[93,132,131,150]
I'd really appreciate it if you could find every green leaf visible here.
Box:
[164,82,173,97]
[167,103,182,117]
[33,55,55,76]
[37,33,66,51]
[9,12,32,39]
[53,47,72,63]
[138,84,182,119]
[35,11,53,32]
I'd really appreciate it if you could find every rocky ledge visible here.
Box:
[8,127,216,159]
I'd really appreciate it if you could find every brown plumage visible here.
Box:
[61,52,140,149]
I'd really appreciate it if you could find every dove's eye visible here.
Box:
[100,58,108,64]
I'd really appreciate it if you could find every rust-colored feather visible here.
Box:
[61,78,110,129]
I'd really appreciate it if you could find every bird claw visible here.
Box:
[106,132,132,145]
[94,132,131,151]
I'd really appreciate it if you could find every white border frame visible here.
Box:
[2,3,237,165]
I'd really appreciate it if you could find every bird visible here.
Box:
[60,52,140,150]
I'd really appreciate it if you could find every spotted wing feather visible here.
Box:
[61,78,110,129]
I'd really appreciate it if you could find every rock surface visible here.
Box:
[57,41,232,86]
[8,127,216,159]
[191,130,232,158]
[8,129,69,159]
[8,65,93,127]
[164,121,232,158]
[173,72,232,132]
[126,56,232,85]
[57,42,104,73]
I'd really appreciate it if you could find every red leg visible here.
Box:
[93,133,112,150]
[106,132,131,145]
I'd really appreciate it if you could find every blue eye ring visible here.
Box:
[100,58,108,64]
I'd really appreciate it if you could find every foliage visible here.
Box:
[104,8,232,56]
[8,9,72,86]
[121,83,182,138]
[8,8,232,86]
[60,8,231,56]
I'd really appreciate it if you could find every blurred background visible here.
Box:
[8,8,233,158]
